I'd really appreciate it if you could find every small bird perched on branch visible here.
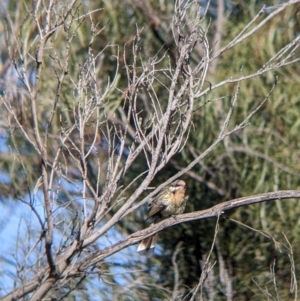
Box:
[137,179,188,252]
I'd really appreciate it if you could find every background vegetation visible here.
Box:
[0,0,300,300]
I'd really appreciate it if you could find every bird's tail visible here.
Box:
[137,233,158,252]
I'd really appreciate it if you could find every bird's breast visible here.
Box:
[161,189,186,217]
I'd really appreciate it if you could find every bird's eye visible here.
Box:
[169,186,177,192]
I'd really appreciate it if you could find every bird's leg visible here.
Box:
[172,215,178,222]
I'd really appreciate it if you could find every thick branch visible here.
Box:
[78,190,300,269]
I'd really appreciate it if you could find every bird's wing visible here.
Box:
[146,201,165,220]
[146,188,168,220]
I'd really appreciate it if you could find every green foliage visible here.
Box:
[1,0,300,300]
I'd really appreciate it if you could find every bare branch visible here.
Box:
[78,190,300,269]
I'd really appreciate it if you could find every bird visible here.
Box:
[137,179,188,252]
